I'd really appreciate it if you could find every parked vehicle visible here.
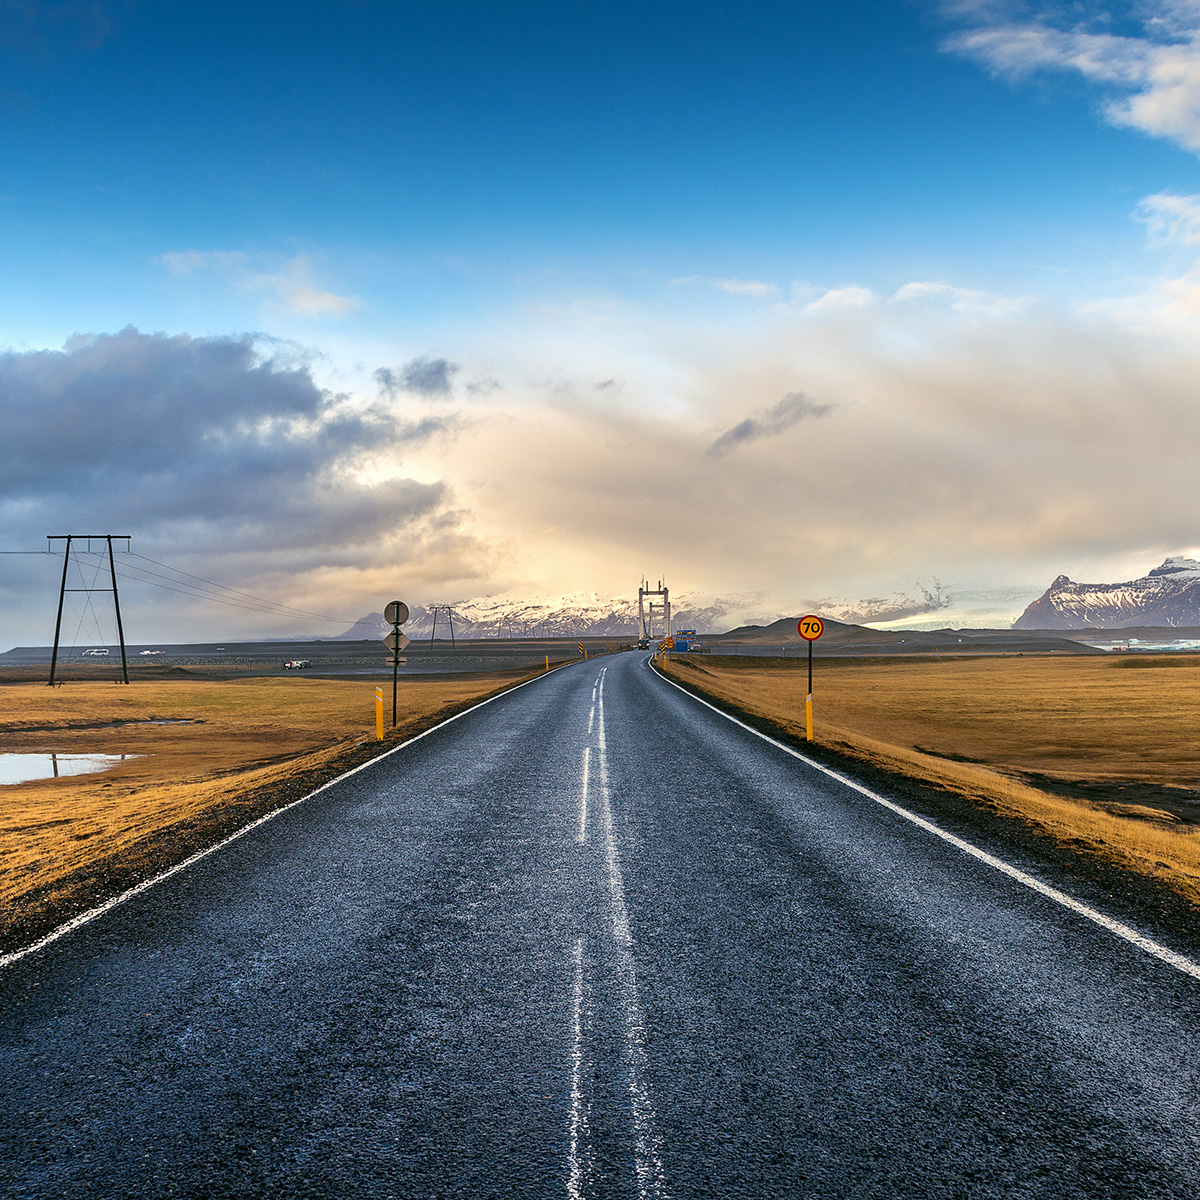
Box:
[283,659,312,669]
[81,648,109,656]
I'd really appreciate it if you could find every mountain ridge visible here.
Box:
[1014,557,1200,629]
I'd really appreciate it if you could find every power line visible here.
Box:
[127,552,346,623]
[76,558,310,619]
[63,549,347,624]
[69,553,341,623]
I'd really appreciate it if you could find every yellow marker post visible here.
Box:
[375,685,384,741]
[545,654,549,672]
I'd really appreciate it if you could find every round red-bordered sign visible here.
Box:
[797,615,824,641]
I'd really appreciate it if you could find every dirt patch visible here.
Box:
[1011,772,1200,826]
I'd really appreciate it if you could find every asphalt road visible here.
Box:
[2,653,1199,1198]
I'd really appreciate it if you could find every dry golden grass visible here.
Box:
[0,668,550,942]
[663,654,1200,904]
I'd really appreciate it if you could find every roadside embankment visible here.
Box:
[661,653,1200,908]
[0,664,569,954]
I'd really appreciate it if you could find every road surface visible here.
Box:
[2,653,1199,1198]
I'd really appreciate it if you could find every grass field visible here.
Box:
[663,653,1200,904]
[0,666,556,948]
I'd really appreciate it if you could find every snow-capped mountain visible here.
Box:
[328,581,955,641]
[1013,557,1200,629]
[329,592,752,640]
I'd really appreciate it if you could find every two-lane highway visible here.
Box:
[2,653,1199,1197]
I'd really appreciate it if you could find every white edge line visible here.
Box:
[1,661,581,970]
[579,747,590,844]
[648,657,1200,982]
[567,935,586,1200]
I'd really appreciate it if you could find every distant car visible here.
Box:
[283,659,312,669]
[81,648,109,656]
[139,650,165,656]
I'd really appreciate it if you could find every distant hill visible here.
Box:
[712,616,1100,655]
[1014,557,1200,629]
[329,605,1100,653]
[331,612,389,640]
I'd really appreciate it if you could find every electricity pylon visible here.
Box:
[47,535,131,685]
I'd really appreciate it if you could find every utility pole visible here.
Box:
[47,535,131,685]
[428,605,457,648]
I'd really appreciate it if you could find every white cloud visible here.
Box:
[160,250,358,318]
[1079,191,1200,327]
[668,275,780,298]
[803,285,877,313]
[712,278,779,297]
[1137,190,1200,244]
[891,280,1026,314]
[946,3,1200,155]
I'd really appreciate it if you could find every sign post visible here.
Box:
[797,615,825,741]
[383,600,410,727]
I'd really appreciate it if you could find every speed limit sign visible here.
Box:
[797,615,824,742]
[797,615,824,641]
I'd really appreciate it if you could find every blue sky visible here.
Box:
[5,0,1200,640]
[3,0,1192,331]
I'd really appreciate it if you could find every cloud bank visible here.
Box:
[0,327,483,635]
[406,255,1200,617]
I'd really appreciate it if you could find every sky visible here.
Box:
[5,0,1200,643]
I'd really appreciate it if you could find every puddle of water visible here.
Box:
[0,753,137,785]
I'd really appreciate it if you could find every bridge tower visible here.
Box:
[637,577,671,643]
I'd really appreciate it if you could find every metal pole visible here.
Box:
[48,536,72,686]
[392,650,399,727]
[107,536,129,684]
[448,609,455,649]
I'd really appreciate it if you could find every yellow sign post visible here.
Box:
[797,615,825,741]
[375,685,384,741]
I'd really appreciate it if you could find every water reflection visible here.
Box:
[0,753,135,785]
